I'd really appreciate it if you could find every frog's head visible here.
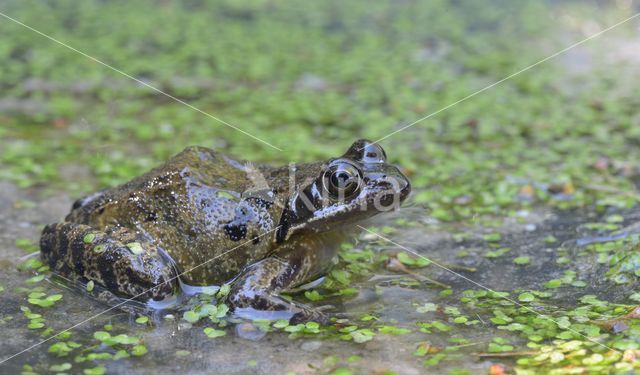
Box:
[276,139,410,242]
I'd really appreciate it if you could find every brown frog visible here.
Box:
[40,139,410,322]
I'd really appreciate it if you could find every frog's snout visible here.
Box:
[399,176,411,200]
[364,163,411,198]
[374,174,410,202]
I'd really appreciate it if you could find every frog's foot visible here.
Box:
[227,257,330,324]
[294,305,353,324]
[290,308,330,325]
[50,272,145,315]
[315,304,336,312]
[40,222,177,302]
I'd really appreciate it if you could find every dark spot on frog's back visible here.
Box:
[223,222,247,241]
[251,197,274,210]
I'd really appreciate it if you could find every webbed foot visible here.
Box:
[227,257,331,324]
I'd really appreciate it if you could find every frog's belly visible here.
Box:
[161,239,272,286]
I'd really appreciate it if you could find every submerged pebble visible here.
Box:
[235,323,267,341]
[300,340,322,351]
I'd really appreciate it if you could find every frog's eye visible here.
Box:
[361,143,387,164]
[342,139,387,164]
[323,162,362,200]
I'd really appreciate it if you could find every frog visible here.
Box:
[40,139,410,323]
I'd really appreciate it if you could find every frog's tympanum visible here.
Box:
[40,139,410,322]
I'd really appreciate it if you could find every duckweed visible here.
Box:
[3,0,640,373]
[134,316,149,325]
[203,327,226,338]
[27,293,62,308]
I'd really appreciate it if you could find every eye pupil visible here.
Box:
[332,171,350,187]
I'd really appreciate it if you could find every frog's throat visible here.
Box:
[275,180,325,243]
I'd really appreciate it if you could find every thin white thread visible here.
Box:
[357,224,620,353]
[0,227,280,365]
[369,12,640,147]
[0,11,283,151]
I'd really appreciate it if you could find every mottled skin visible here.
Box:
[40,139,410,322]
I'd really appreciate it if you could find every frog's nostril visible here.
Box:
[373,178,407,195]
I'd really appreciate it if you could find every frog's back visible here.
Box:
[66,146,282,284]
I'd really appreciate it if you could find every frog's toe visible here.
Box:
[290,308,330,325]
[330,311,354,322]
[307,304,345,323]
[315,304,336,312]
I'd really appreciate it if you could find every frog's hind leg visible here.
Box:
[40,222,177,302]
[227,257,328,324]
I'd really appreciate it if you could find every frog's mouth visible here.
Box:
[275,173,410,243]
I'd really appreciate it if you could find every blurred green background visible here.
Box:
[1,0,639,220]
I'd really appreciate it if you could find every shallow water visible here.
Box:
[1,180,637,374]
[2,0,640,373]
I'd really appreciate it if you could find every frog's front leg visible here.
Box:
[227,257,328,324]
[40,222,177,301]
